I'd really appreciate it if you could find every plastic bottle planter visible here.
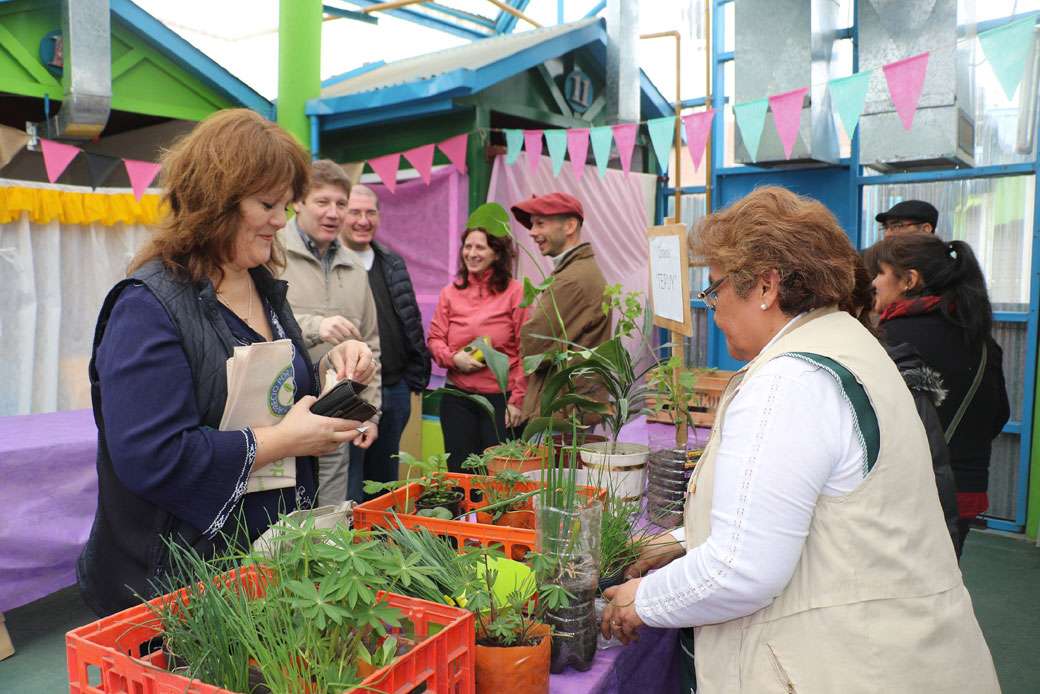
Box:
[536,500,603,673]
[646,448,702,528]
[578,442,650,502]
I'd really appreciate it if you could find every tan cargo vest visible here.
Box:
[684,308,999,693]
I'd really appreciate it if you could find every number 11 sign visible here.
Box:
[646,223,692,336]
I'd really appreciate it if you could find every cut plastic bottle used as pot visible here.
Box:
[646,448,701,528]
[535,499,602,673]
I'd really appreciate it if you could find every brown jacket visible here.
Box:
[519,242,610,420]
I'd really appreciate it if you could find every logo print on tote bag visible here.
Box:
[268,365,296,417]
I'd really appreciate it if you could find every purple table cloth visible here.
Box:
[0,409,98,611]
[549,627,680,694]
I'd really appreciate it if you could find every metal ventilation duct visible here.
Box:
[605,0,640,123]
[42,0,112,140]
[734,0,841,166]
[858,0,975,171]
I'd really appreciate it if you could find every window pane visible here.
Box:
[861,176,1035,310]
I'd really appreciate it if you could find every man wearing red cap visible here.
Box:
[511,192,611,421]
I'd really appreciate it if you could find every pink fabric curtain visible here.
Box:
[365,167,467,379]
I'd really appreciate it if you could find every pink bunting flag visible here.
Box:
[402,144,435,185]
[524,130,543,175]
[438,133,468,174]
[882,52,929,131]
[368,153,401,193]
[611,123,638,174]
[40,139,80,183]
[767,88,808,160]
[566,129,590,180]
[123,159,161,201]
[682,110,715,171]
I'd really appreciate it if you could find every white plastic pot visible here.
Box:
[577,442,650,501]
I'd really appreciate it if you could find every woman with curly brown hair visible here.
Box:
[77,109,375,616]
[600,186,997,693]
[427,227,529,472]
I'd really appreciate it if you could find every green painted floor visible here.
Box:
[2,530,1038,692]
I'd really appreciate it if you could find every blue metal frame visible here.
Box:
[684,0,1039,531]
[584,1,606,20]
[496,0,531,35]
[109,0,273,118]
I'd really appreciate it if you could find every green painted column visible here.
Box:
[467,107,491,214]
[277,0,322,147]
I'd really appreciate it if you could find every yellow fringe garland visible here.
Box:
[0,186,164,226]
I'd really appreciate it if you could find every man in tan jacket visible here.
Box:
[279,160,381,506]
[512,192,610,421]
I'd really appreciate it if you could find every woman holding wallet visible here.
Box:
[77,109,375,617]
[428,227,529,472]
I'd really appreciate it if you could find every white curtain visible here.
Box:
[0,183,154,416]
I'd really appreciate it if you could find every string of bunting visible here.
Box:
[36,138,161,200]
[358,13,1036,189]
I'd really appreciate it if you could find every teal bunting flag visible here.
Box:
[505,129,523,165]
[589,126,613,178]
[978,15,1038,100]
[646,116,677,175]
[733,99,769,161]
[828,70,872,138]
[544,129,568,177]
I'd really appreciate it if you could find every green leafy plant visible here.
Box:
[364,451,456,513]
[648,354,698,430]
[146,515,440,693]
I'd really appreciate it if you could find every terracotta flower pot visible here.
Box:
[475,622,551,694]
[484,445,549,475]
[494,510,535,530]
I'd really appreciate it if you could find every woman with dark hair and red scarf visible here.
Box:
[865,234,1009,556]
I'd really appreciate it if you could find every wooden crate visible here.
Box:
[645,369,735,427]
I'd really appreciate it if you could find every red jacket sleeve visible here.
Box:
[427,286,456,369]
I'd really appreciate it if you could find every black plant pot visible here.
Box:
[597,568,630,594]
[414,487,465,518]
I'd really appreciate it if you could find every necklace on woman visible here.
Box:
[217,282,254,327]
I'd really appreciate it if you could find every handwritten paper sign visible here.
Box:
[646,223,692,336]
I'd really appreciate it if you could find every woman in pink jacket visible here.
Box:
[428,227,529,472]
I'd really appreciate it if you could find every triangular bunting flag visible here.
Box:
[733,99,769,161]
[123,159,161,201]
[505,129,523,165]
[882,52,929,130]
[438,133,468,174]
[544,129,567,177]
[0,124,29,170]
[828,70,872,139]
[589,126,613,179]
[40,139,80,183]
[402,144,435,185]
[368,153,400,194]
[567,129,590,180]
[646,116,677,175]
[524,130,543,175]
[978,15,1038,100]
[611,123,638,174]
[682,110,714,171]
[85,152,121,190]
[768,87,808,160]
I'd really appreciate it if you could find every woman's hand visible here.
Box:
[505,404,524,428]
[625,531,686,579]
[452,350,485,373]
[600,578,645,645]
[326,340,375,384]
[253,396,362,465]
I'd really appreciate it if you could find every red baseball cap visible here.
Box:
[510,192,584,229]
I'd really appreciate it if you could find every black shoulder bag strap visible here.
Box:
[944,342,987,444]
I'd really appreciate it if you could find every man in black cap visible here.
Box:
[876,200,939,238]
[511,192,610,422]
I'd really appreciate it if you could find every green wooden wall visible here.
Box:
[0,0,237,121]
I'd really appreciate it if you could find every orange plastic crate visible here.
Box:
[66,565,475,694]
[353,473,604,561]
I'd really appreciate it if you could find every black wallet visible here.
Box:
[311,379,379,421]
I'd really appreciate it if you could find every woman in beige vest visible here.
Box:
[600,187,998,693]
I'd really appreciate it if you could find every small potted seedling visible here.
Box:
[484,439,550,475]
[365,451,465,518]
